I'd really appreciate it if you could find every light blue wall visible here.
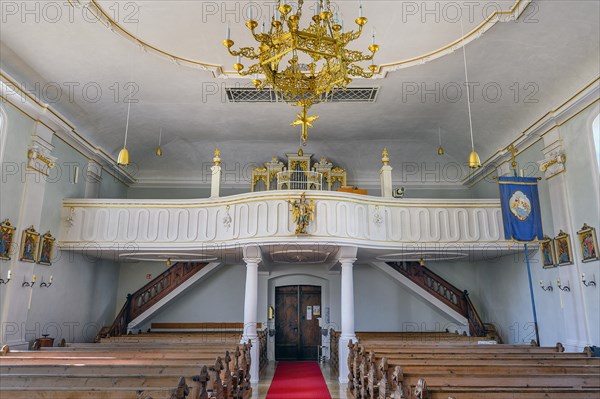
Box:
[427,106,600,346]
[136,263,247,331]
[0,101,32,226]
[354,263,460,332]
[0,100,123,343]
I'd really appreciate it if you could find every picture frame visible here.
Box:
[0,219,16,260]
[539,235,556,268]
[554,230,573,266]
[19,226,39,263]
[37,231,55,266]
[577,223,599,263]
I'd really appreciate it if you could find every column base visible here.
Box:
[242,335,260,384]
[338,335,358,384]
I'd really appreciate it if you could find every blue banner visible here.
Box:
[498,176,543,242]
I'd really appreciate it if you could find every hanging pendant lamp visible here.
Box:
[437,127,445,156]
[155,128,163,156]
[117,83,133,166]
[461,19,481,169]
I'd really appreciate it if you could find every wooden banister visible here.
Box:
[101,262,208,338]
[386,262,487,337]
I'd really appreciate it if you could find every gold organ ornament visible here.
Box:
[224,0,380,145]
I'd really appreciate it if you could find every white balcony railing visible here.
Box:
[59,191,506,256]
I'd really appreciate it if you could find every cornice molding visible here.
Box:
[78,0,531,79]
[463,77,600,186]
[0,71,136,186]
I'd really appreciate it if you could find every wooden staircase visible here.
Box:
[98,262,209,339]
[386,261,488,337]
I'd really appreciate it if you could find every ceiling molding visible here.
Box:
[78,0,531,79]
[463,77,600,186]
[0,71,136,186]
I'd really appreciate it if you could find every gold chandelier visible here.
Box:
[223,0,379,145]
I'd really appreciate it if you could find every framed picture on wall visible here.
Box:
[0,219,16,260]
[19,226,39,263]
[577,224,599,263]
[539,236,556,268]
[554,230,573,266]
[37,231,55,266]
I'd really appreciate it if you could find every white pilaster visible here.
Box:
[211,149,221,198]
[379,148,393,198]
[540,131,590,350]
[338,255,358,383]
[210,165,221,198]
[242,256,260,383]
[1,123,55,347]
[84,160,102,199]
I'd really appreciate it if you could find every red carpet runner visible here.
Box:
[266,362,332,399]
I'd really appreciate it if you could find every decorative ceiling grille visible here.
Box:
[226,87,379,103]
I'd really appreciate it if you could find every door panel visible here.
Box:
[298,285,322,360]
[275,286,299,360]
[275,285,321,361]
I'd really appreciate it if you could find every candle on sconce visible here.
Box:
[359,0,363,18]
[315,0,320,15]
[226,21,231,40]
[539,280,543,287]
[7,270,11,280]
[582,273,586,281]
[261,20,265,33]
[237,55,241,64]
[557,278,561,286]
[49,275,53,284]
[372,27,376,45]
[32,274,36,283]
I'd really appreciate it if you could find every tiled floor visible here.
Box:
[252,361,351,399]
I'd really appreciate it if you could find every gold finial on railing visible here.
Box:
[382,148,390,166]
[213,148,221,165]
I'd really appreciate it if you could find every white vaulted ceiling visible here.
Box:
[0,0,598,187]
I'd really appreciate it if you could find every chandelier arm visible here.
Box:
[237,63,263,76]
[344,49,374,63]
[347,64,374,79]
[228,47,260,60]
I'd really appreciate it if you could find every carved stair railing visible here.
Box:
[386,261,487,337]
[101,262,208,338]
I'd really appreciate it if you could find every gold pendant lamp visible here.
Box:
[155,128,163,156]
[461,19,481,169]
[117,84,133,166]
[437,127,445,156]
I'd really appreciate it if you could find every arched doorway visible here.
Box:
[275,285,322,361]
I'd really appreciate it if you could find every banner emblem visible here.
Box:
[509,191,532,221]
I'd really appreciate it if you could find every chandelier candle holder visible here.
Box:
[224,0,380,145]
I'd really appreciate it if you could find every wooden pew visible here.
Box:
[345,334,600,399]
[0,334,256,399]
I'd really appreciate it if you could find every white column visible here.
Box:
[211,149,221,198]
[338,257,357,383]
[379,148,393,198]
[242,257,260,383]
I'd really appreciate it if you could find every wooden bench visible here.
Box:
[344,333,600,399]
[0,332,258,399]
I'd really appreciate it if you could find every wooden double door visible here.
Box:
[275,285,322,361]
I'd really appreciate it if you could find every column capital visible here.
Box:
[338,257,357,266]
[243,257,262,265]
